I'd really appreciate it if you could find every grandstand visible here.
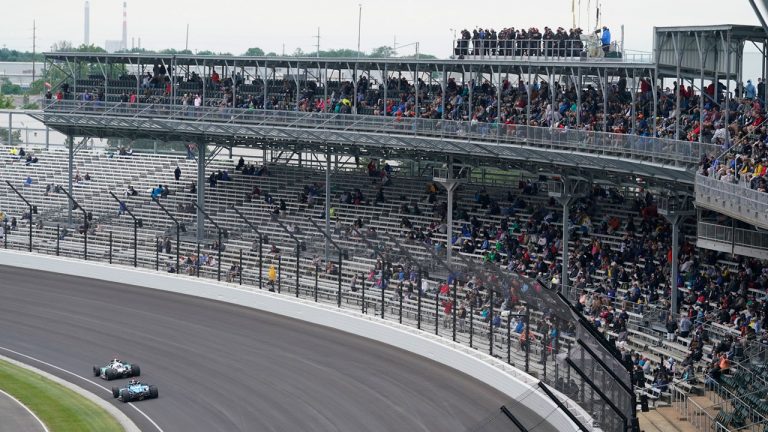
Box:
[1,23,768,432]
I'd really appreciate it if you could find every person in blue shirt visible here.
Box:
[601,26,611,54]
[745,80,756,99]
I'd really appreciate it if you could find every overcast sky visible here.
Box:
[0,0,763,57]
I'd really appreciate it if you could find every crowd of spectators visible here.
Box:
[453,26,605,59]
[56,43,768,158]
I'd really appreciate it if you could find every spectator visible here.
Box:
[601,26,611,54]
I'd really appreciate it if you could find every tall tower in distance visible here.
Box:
[84,1,90,45]
[122,2,128,51]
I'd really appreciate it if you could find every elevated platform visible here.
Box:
[34,101,714,186]
[695,173,768,230]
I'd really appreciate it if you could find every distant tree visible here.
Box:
[243,47,265,56]
[0,95,14,109]
[292,48,305,57]
[75,44,106,53]
[266,52,278,57]
[196,50,215,56]
[50,41,74,52]
[0,78,23,95]
[369,46,394,58]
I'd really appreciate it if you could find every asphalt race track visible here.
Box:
[0,265,557,432]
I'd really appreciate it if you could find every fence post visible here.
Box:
[277,255,282,294]
[155,237,159,271]
[507,313,512,365]
[83,222,88,261]
[398,286,403,324]
[133,221,138,268]
[361,275,366,314]
[542,331,549,381]
[314,265,318,302]
[435,290,439,336]
[109,232,113,264]
[380,279,385,319]
[294,248,300,298]
[337,252,342,308]
[489,289,494,356]
[417,274,422,330]
[56,225,60,256]
[196,243,200,277]
[469,299,474,348]
[525,305,531,374]
[239,248,243,285]
[217,230,222,282]
[452,280,457,342]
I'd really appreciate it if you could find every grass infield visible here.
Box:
[0,359,123,432]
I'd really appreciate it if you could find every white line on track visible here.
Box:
[0,388,50,432]
[0,346,165,432]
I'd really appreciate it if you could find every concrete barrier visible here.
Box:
[0,250,594,431]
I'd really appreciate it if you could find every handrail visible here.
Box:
[42,100,719,171]
[695,173,768,229]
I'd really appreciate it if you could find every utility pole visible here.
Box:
[357,4,362,57]
[32,20,36,83]
[314,27,321,58]
[185,24,189,52]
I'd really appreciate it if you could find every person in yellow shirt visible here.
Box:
[267,264,277,292]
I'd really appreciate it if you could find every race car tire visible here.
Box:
[119,389,131,403]
[105,369,117,380]
[112,387,120,398]
[131,364,140,377]
[92,366,99,377]
[148,385,158,399]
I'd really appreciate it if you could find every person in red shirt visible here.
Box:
[211,69,220,84]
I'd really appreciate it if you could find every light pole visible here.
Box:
[275,219,303,298]
[232,206,264,290]
[5,180,35,252]
[357,4,362,58]
[58,186,89,260]
[394,41,420,59]
[356,230,391,319]
[109,191,142,267]
[191,201,223,282]
[384,233,425,329]
[152,196,181,273]
[308,218,346,308]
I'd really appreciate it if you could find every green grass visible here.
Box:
[0,359,124,432]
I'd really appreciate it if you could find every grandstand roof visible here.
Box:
[43,52,654,74]
[655,24,767,40]
[654,25,765,80]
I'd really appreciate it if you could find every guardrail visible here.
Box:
[41,100,717,171]
[695,174,768,229]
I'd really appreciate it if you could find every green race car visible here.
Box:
[112,379,159,403]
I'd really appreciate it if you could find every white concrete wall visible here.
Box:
[0,250,591,431]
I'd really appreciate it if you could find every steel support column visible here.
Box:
[67,134,74,226]
[196,141,206,242]
[670,215,682,313]
[561,196,572,296]
[325,147,331,261]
